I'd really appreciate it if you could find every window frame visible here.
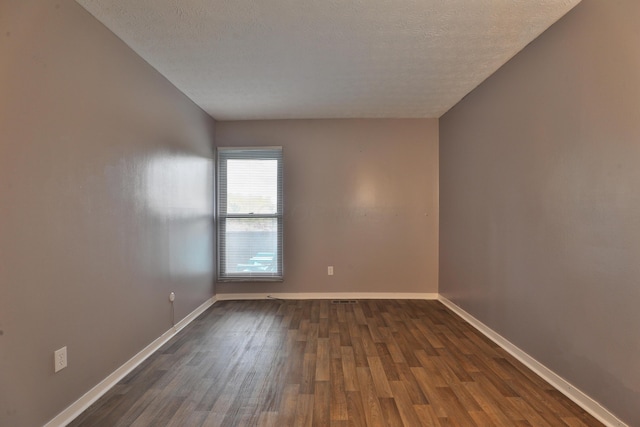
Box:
[216,147,283,282]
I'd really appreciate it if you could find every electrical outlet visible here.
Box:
[54,346,67,373]
[328,266,334,276]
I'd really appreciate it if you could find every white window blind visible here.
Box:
[217,147,283,281]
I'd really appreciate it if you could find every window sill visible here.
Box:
[216,277,283,283]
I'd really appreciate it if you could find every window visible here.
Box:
[217,147,283,281]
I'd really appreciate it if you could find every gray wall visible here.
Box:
[0,1,216,426]
[216,119,439,295]
[439,0,639,424]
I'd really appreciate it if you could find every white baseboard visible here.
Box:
[216,292,438,301]
[44,296,218,427]
[438,296,627,427]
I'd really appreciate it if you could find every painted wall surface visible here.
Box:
[439,0,640,424]
[216,119,438,295]
[0,1,215,426]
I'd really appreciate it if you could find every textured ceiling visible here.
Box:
[76,0,581,120]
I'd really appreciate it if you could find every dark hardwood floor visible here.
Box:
[70,299,603,426]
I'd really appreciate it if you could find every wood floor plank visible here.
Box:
[368,356,394,398]
[356,367,387,427]
[346,391,367,427]
[330,331,342,359]
[330,358,349,421]
[411,366,450,418]
[316,338,331,381]
[339,320,352,346]
[257,411,278,427]
[414,351,449,387]
[464,381,518,427]
[300,352,317,394]
[359,324,380,357]
[378,397,404,427]
[449,382,483,413]
[375,342,401,381]
[351,335,369,368]
[389,381,424,427]
[294,394,314,427]
[470,372,527,423]
[340,345,359,392]
[508,396,553,427]
[468,409,496,427]
[319,318,330,339]
[433,386,478,426]
[70,299,605,427]
[313,381,331,426]
[395,362,429,405]
[562,417,592,427]
[276,383,299,426]
[415,404,443,427]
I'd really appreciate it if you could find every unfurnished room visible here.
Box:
[0,0,638,426]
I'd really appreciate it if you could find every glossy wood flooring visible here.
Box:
[70,299,603,426]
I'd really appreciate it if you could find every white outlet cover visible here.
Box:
[54,346,67,373]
